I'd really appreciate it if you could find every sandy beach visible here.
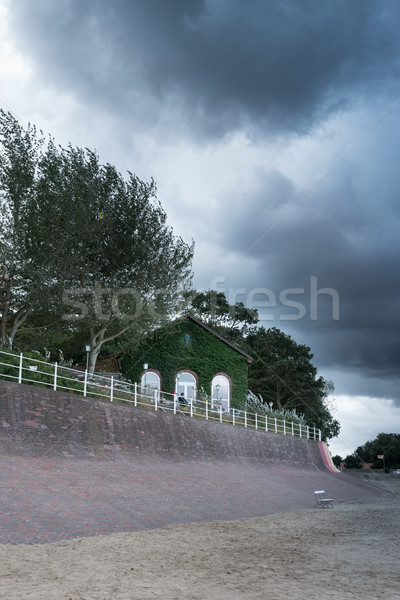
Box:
[1,480,399,600]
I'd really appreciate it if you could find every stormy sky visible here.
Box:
[1,0,400,455]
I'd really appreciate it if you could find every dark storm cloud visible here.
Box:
[214,151,400,400]
[9,0,400,137]
[5,0,400,406]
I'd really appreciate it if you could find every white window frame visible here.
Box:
[141,370,161,397]
[211,374,230,412]
[175,371,197,401]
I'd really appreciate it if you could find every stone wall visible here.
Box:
[0,380,325,468]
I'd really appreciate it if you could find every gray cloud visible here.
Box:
[9,0,400,138]
[209,148,400,399]
[4,0,400,407]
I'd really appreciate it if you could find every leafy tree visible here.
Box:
[331,455,343,468]
[356,433,400,469]
[373,433,400,469]
[49,146,194,372]
[0,114,80,348]
[244,327,340,440]
[306,384,340,442]
[343,453,362,469]
[0,110,44,346]
[187,290,258,343]
[0,112,194,371]
[354,439,374,463]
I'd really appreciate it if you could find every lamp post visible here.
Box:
[143,363,148,388]
[85,345,91,372]
[378,454,385,472]
[214,383,220,411]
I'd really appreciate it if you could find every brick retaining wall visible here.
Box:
[0,380,324,468]
[0,380,388,544]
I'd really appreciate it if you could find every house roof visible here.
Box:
[186,314,254,364]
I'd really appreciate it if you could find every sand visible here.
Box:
[0,483,399,600]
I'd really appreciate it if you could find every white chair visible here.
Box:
[314,490,334,508]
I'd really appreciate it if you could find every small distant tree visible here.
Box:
[356,433,400,470]
[343,454,362,469]
[354,440,374,464]
[332,455,343,469]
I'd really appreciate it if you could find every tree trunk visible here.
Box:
[86,321,134,374]
[0,278,13,344]
[276,381,283,411]
[8,306,31,349]
[88,346,101,375]
[87,327,106,375]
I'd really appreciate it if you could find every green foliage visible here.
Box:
[355,433,400,469]
[343,453,362,469]
[305,389,340,442]
[354,439,374,463]
[246,390,306,425]
[0,349,127,401]
[244,327,340,440]
[0,111,194,371]
[187,290,258,344]
[0,109,45,346]
[245,326,319,408]
[48,145,194,373]
[331,455,343,468]
[0,350,85,393]
[121,318,250,408]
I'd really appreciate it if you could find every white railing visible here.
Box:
[0,349,321,441]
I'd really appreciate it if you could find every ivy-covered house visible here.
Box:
[121,315,253,410]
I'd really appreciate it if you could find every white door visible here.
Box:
[176,372,196,400]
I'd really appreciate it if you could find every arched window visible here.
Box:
[141,370,161,397]
[176,371,197,400]
[211,374,230,412]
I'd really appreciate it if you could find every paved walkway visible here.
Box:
[0,454,386,545]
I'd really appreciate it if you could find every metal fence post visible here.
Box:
[174,393,177,414]
[110,376,114,402]
[220,405,223,423]
[275,418,277,433]
[232,408,235,426]
[307,425,309,439]
[313,426,316,440]
[265,415,268,432]
[205,399,208,420]
[134,382,137,406]
[299,423,302,438]
[244,411,247,428]
[83,370,88,397]
[53,362,58,391]
[155,388,158,411]
[291,421,294,437]
[18,353,23,384]
[190,397,193,418]
[255,413,258,430]
[283,419,286,435]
